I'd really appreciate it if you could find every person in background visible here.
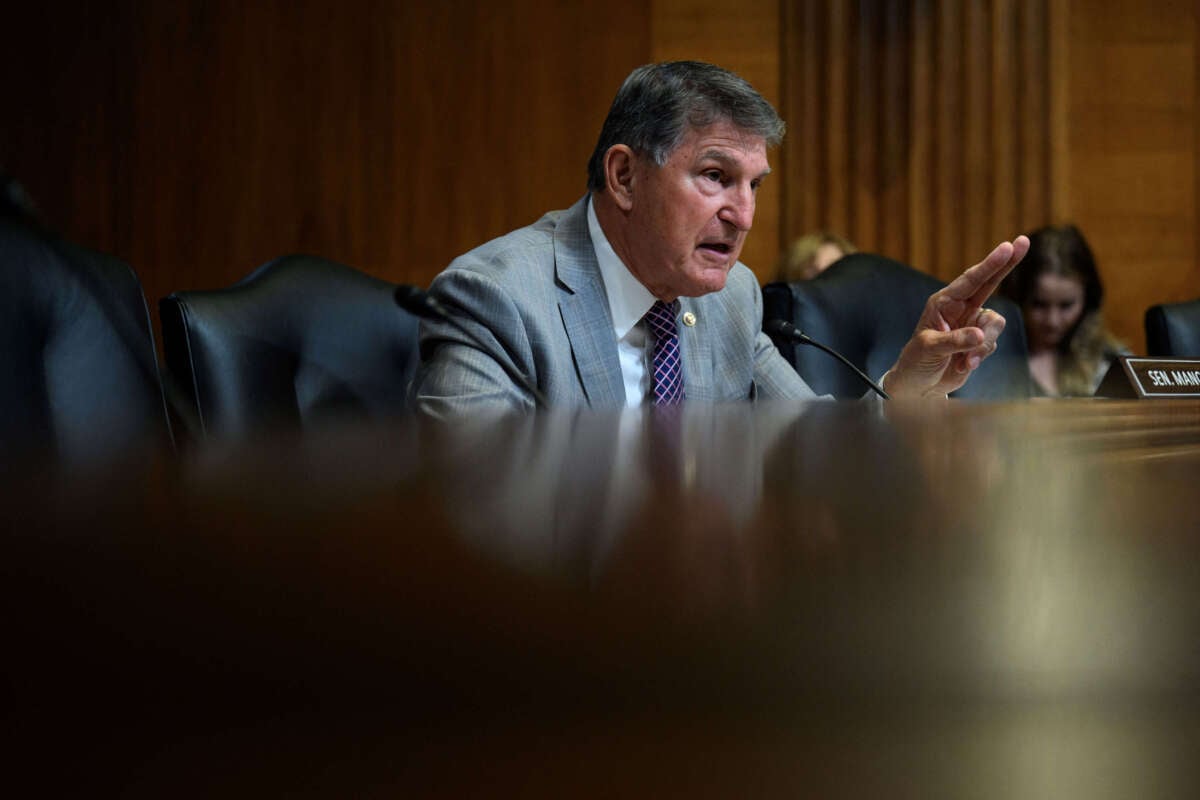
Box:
[777,231,856,282]
[999,224,1127,397]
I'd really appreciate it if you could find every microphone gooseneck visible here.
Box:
[764,319,890,400]
[395,285,549,409]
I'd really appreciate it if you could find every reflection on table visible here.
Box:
[5,400,1200,796]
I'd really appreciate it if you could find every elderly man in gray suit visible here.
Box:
[413,61,1028,415]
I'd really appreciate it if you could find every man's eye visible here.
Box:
[703,170,723,182]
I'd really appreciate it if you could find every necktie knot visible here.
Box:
[643,300,684,405]
[644,299,679,340]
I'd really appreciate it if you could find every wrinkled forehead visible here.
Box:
[673,121,770,169]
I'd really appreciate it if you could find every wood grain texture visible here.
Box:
[779,0,1198,353]
[3,0,649,328]
[3,0,1197,359]
[1062,0,1198,353]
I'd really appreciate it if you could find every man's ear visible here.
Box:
[603,145,637,211]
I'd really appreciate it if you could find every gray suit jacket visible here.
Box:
[413,195,817,415]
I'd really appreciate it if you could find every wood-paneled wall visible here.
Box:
[781,0,1056,281]
[3,0,783,331]
[1061,0,1198,353]
[3,0,1198,353]
[779,0,1199,352]
[3,0,650,319]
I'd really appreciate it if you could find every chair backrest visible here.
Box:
[0,217,173,468]
[160,255,420,442]
[762,253,1032,400]
[1145,298,1200,357]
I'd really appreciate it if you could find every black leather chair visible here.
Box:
[762,253,1032,400]
[1145,299,1200,357]
[0,205,173,468]
[160,255,420,443]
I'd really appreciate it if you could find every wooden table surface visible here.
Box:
[6,399,1200,797]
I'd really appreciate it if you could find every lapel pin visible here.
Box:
[682,312,697,327]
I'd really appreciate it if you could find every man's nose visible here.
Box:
[719,184,755,231]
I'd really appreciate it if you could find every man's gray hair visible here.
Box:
[586,61,786,192]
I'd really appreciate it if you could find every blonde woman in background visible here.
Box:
[999,224,1127,397]
[777,231,856,282]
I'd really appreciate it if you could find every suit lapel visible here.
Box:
[678,296,715,401]
[554,198,626,407]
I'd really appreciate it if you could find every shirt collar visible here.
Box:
[587,195,657,339]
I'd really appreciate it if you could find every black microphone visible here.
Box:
[395,285,549,409]
[764,319,890,400]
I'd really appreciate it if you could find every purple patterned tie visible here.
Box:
[643,300,685,405]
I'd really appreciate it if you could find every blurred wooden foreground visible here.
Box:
[5,398,1200,796]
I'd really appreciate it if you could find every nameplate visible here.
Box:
[1095,356,1200,398]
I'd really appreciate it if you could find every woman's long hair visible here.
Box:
[1000,224,1125,396]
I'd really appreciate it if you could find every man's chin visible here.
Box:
[681,268,731,298]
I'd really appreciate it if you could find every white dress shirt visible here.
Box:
[586,196,659,407]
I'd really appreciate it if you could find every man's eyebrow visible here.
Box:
[698,149,771,178]
[698,149,736,165]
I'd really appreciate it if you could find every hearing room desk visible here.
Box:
[6,400,1200,796]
